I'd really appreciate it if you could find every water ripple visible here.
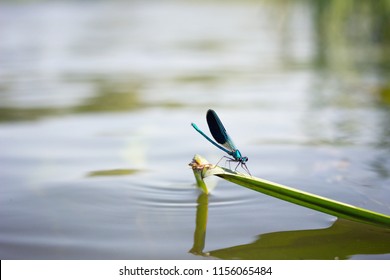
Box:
[127,179,262,212]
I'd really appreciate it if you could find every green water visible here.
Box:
[0,0,389,259]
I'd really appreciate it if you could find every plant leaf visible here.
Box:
[189,155,390,228]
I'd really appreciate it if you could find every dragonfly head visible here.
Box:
[241,156,248,163]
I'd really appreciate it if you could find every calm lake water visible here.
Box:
[1,0,390,260]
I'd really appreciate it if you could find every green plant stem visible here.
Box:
[189,155,390,228]
[218,171,390,228]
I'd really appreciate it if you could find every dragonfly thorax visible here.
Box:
[232,150,248,163]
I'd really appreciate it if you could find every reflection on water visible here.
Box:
[72,79,142,113]
[189,191,390,259]
[189,193,209,257]
[310,0,390,72]
[210,219,390,260]
[88,169,141,177]
[1,0,390,259]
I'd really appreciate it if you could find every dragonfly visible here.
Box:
[191,109,251,175]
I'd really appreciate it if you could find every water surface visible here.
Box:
[1,0,389,259]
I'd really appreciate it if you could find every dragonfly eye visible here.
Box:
[241,156,248,163]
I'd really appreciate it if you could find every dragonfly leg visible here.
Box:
[216,156,233,167]
[241,163,252,176]
[216,157,224,166]
[231,160,252,176]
